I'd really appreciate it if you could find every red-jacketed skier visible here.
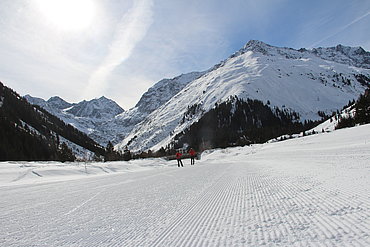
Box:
[189,148,196,165]
[176,151,183,167]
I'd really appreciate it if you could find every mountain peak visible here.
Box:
[99,96,108,100]
[242,40,271,54]
[230,40,370,69]
[312,44,370,69]
[46,96,73,110]
[24,95,46,106]
[245,39,270,48]
[66,96,124,119]
[95,96,109,101]
[48,96,64,101]
[89,96,121,107]
[335,44,365,54]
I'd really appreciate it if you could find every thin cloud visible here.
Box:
[84,0,154,99]
[310,10,370,48]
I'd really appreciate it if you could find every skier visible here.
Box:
[176,151,183,167]
[189,148,196,165]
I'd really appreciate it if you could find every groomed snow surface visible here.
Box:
[1,125,369,246]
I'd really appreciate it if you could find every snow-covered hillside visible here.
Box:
[1,124,369,246]
[135,71,206,114]
[117,40,370,152]
[106,71,207,143]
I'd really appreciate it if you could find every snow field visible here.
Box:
[0,159,169,187]
[0,124,369,246]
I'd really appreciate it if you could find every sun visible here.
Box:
[35,0,96,31]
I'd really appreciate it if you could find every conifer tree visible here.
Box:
[104,141,120,161]
[58,143,76,162]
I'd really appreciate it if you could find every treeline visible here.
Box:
[0,116,62,161]
[336,89,370,129]
[103,141,131,161]
[0,81,105,161]
[170,96,320,151]
[103,141,172,161]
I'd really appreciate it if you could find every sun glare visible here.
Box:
[36,0,96,31]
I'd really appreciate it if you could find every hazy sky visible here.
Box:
[0,0,369,109]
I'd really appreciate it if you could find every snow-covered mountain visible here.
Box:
[25,95,123,120]
[68,97,124,120]
[116,40,370,152]
[311,45,369,69]
[106,71,207,142]
[24,95,124,146]
[25,95,72,117]
[24,71,205,146]
[24,41,370,152]
[135,71,206,114]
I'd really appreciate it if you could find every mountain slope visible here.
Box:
[135,71,206,114]
[0,82,105,161]
[117,40,370,152]
[107,71,207,143]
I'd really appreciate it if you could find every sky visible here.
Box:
[0,0,369,110]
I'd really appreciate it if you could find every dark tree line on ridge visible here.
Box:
[336,89,370,129]
[0,81,105,161]
[170,96,320,151]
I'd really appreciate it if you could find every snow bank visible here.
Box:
[0,158,170,186]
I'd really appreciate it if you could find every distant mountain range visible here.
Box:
[24,95,124,146]
[24,40,370,153]
[0,82,105,161]
[24,72,205,146]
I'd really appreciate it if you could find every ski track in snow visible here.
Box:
[0,126,369,246]
[11,168,34,182]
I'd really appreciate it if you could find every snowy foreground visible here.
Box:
[1,125,369,246]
